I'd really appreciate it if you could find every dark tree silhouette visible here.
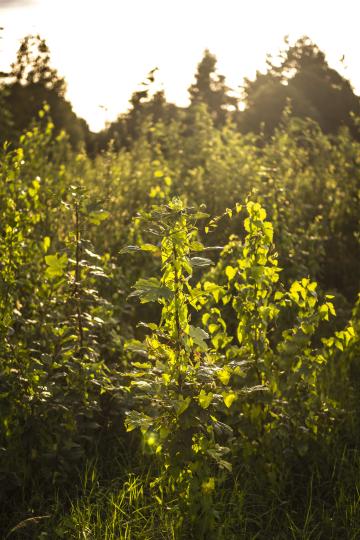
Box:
[1,35,92,149]
[10,34,66,95]
[239,37,360,138]
[97,70,179,151]
[188,49,238,127]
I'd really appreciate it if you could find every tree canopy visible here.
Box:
[0,34,92,149]
[188,49,238,127]
[1,34,360,150]
[239,36,360,137]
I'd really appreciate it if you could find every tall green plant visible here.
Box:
[124,199,238,537]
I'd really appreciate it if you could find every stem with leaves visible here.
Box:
[74,199,84,352]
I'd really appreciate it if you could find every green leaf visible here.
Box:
[263,221,273,242]
[88,210,110,225]
[198,390,213,409]
[347,326,355,338]
[141,243,159,252]
[189,325,209,350]
[192,212,210,220]
[125,341,148,357]
[84,248,102,260]
[175,396,191,416]
[208,323,219,334]
[125,411,153,432]
[43,236,51,253]
[225,265,237,281]
[218,459,232,472]
[239,385,268,396]
[45,253,68,278]
[335,340,344,351]
[201,477,215,493]
[120,244,158,254]
[190,241,205,251]
[203,281,223,302]
[129,277,173,303]
[217,367,231,385]
[132,361,151,369]
[189,256,213,268]
[328,302,336,316]
[137,322,158,331]
[223,391,236,408]
[207,446,232,471]
[120,245,142,254]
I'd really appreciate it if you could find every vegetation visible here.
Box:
[0,34,360,539]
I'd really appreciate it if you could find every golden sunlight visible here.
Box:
[1,0,359,130]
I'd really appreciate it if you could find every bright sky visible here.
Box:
[1,0,359,132]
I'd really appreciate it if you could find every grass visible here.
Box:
[3,445,360,539]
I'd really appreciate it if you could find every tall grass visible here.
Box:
[6,445,359,539]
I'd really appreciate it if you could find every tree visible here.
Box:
[96,70,180,151]
[0,28,13,140]
[10,34,66,96]
[239,37,360,138]
[1,35,92,149]
[188,49,238,127]
[0,80,13,141]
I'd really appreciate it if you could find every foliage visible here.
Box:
[9,34,66,95]
[239,36,360,137]
[97,70,179,152]
[0,122,119,529]
[188,49,237,127]
[0,48,360,537]
[0,35,91,149]
[123,198,356,537]
[124,199,232,536]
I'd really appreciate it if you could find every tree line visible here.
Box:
[1,34,359,153]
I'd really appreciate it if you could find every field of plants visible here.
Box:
[1,35,360,540]
[0,104,359,539]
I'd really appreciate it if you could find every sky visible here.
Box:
[1,0,359,132]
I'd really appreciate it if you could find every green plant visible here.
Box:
[124,198,356,538]
[124,198,237,537]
